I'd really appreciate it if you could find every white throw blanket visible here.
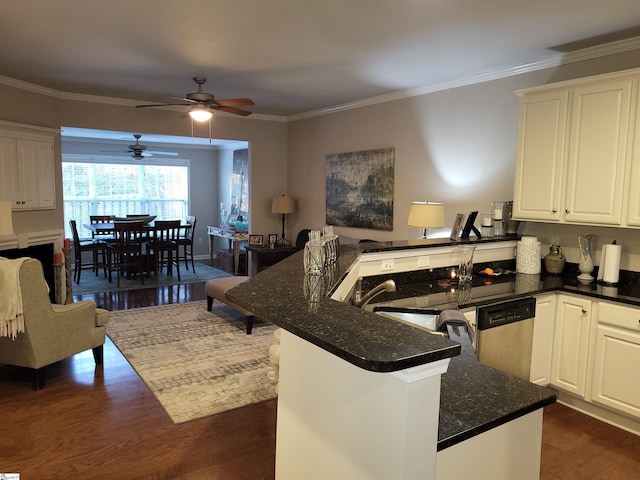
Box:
[0,256,29,339]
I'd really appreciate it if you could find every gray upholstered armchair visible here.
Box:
[0,258,109,389]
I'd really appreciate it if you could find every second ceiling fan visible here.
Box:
[135,76,255,118]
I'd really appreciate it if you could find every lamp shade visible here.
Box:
[272,195,296,214]
[407,202,444,229]
[0,200,14,235]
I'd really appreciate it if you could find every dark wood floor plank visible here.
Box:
[1,262,639,478]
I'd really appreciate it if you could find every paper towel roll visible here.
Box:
[598,244,622,284]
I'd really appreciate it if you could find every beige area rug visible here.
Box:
[107,300,278,424]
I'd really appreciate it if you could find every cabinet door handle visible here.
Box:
[565,209,570,214]
[582,308,587,314]
[552,209,557,213]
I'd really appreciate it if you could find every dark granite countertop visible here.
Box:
[228,243,462,372]
[229,238,640,449]
[227,238,563,450]
[437,323,555,450]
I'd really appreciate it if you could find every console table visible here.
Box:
[246,245,298,272]
[207,225,249,274]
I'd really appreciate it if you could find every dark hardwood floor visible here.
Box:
[0,262,639,479]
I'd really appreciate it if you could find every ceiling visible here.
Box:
[1,1,640,119]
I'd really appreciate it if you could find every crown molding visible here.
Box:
[288,36,640,121]
[2,36,640,124]
[0,75,286,123]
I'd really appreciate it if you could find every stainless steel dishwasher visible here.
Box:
[475,297,536,381]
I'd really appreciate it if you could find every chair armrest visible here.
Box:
[95,308,109,327]
[50,301,109,327]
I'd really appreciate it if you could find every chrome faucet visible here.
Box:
[351,278,396,308]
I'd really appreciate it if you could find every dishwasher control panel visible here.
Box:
[476,297,536,330]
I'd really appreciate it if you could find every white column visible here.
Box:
[275,330,449,480]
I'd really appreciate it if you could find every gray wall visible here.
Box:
[0,86,288,267]
[5,47,640,271]
[286,50,640,271]
[62,138,233,259]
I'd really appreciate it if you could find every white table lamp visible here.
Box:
[408,201,444,239]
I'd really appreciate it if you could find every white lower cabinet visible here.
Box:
[550,294,592,397]
[530,294,556,386]
[590,302,640,420]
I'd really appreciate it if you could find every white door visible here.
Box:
[530,294,556,386]
[15,139,40,209]
[550,295,592,397]
[513,90,568,221]
[564,79,632,225]
[591,324,640,419]
[36,141,55,208]
[0,137,18,204]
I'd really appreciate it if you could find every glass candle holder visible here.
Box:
[480,213,493,238]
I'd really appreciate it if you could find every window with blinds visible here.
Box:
[62,158,189,240]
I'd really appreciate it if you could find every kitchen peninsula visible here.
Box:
[228,238,556,480]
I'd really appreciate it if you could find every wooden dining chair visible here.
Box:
[69,220,108,284]
[105,221,146,287]
[146,220,181,281]
[89,215,115,240]
[176,215,196,272]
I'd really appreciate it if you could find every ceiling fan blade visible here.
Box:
[147,150,179,156]
[169,96,199,104]
[135,103,192,108]
[215,98,255,107]
[212,106,253,116]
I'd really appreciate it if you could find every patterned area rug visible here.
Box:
[72,262,231,295]
[107,300,278,424]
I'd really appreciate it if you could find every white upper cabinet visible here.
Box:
[513,69,638,228]
[564,79,632,225]
[0,122,57,211]
[626,94,640,225]
[513,90,568,221]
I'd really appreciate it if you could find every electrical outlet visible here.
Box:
[198,237,203,244]
[381,259,395,271]
[417,256,430,267]
[416,296,430,308]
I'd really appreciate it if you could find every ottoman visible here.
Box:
[205,276,255,334]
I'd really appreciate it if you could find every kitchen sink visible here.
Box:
[368,306,444,334]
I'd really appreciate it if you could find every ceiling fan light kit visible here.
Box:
[188,105,213,122]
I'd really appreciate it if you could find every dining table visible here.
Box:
[82,221,190,237]
[82,221,191,282]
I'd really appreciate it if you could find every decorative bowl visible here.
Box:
[111,215,157,225]
[235,221,249,231]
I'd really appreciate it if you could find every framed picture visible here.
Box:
[249,234,264,246]
[268,233,278,246]
[326,147,395,231]
[450,214,464,240]
[461,211,480,239]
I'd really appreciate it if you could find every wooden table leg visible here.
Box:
[208,234,214,265]
[233,239,240,274]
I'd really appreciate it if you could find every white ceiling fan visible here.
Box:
[102,134,179,160]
